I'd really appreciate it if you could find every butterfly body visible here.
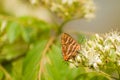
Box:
[61,33,80,61]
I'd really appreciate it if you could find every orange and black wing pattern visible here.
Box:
[61,33,80,61]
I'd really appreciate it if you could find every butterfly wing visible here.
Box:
[61,33,80,61]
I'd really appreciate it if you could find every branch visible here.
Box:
[1,53,26,65]
[0,65,13,80]
[38,36,55,80]
[57,20,69,35]
[75,67,115,80]
[1,43,29,65]
[99,70,115,80]
[115,64,120,80]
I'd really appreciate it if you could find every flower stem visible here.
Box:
[57,20,69,35]
[0,65,13,80]
[115,64,120,80]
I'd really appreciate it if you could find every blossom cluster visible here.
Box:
[40,0,95,20]
[71,31,120,70]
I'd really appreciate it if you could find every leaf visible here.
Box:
[45,44,84,80]
[12,59,23,80]
[77,33,86,44]
[23,40,48,80]
[0,69,4,80]
[35,20,51,30]
[0,41,28,63]
[21,27,30,43]
[75,73,88,80]
[18,16,53,31]
[75,72,110,80]
[90,75,108,80]
[6,22,20,43]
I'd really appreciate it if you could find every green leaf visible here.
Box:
[0,41,28,63]
[77,33,86,44]
[18,16,53,31]
[0,70,4,80]
[75,73,88,80]
[12,59,23,80]
[6,22,20,43]
[90,75,108,80]
[21,27,30,43]
[45,44,84,80]
[23,40,48,80]
[35,20,51,30]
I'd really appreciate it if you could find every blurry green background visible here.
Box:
[0,0,119,80]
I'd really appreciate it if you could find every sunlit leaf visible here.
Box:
[0,41,28,63]
[0,70,4,80]
[77,33,86,44]
[18,16,53,31]
[12,59,23,80]
[21,27,30,43]
[6,22,20,43]
[45,44,84,80]
[90,75,108,80]
[23,40,48,80]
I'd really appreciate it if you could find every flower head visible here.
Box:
[40,0,95,20]
[71,31,120,70]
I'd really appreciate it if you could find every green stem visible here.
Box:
[115,64,120,80]
[0,65,12,80]
[38,36,55,80]
[99,70,118,80]
[57,20,69,35]
[57,17,82,35]
[84,67,118,80]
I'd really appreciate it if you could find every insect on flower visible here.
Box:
[61,33,80,61]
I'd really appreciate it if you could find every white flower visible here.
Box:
[116,46,120,52]
[87,40,95,47]
[104,45,111,51]
[88,52,102,65]
[117,60,120,66]
[81,48,88,58]
[105,31,120,43]
[30,0,37,4]
[116,51,120,56]
[69,63,76,68]
[76,55,81,62]
[62,0,75,5]
[71,31,120,70]
[83,0,96,19]
[50,3,59,11]
[93,63,98,69]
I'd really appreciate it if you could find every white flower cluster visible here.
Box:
[82,0,96,19]
[72,31,120,70]
[104,31,120,65]
[40,0,95,20]
[61,0,77,5]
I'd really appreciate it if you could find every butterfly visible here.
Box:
[61,33,80,61]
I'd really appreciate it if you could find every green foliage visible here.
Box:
[6,22,21,43]
[0,70,4,80]
[0,15,55,80]
[0,15,118,80]
[23,40,48,80]
[45,44,84,80]
[77,33,86,44]
[18,16,53,31]
[0,0,119,80]
[12,59,23,80]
